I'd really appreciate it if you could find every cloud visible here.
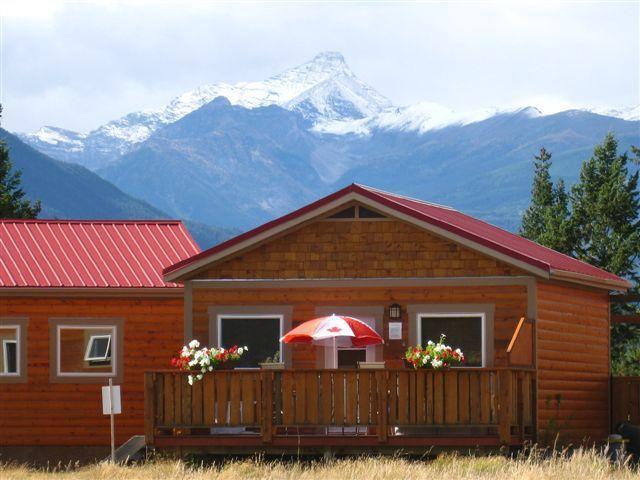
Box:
[1,1,638,132]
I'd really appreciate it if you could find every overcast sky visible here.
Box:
[2,1,639,133]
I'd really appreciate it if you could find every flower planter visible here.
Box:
[259,362,285,370]
[358,361,386,370]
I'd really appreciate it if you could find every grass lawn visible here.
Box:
[1,448,637,480]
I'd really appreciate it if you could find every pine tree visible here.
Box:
[520,148,573,254]
[0,106,41,218]
[570,133,640,284]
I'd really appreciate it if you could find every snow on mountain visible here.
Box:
[21,51,391,169]
[20,50,637,169]
[586,104,639,121]
[314,103,542,136]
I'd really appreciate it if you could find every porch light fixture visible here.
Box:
[389,303,402,320]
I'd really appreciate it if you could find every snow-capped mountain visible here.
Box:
[314,103,543,136]
[586,105,639,121]
[21,52,391,169]
[20,50,638,170]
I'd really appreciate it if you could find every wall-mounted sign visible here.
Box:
[388,322,402,340]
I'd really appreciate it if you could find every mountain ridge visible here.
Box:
[20,51,637,170]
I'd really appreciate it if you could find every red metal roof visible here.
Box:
[0,219,200,288]
[164,184,628,290]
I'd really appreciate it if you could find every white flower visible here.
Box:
[238,347,244,355]
[422,356,428,365]
[455,348,462,355]
[188,339,200,349]
[244,346,248,351]
[427,340,434,346]
[208,366,213,371]
[187,375,194,385]
[431,359,443,369]
[196,374,203,381]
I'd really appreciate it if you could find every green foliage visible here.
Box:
[0,106,41,218]
[571,133,640,284]
[611,323,640,376]
[519,148,573,254]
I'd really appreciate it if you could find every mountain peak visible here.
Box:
[311,51,346,64]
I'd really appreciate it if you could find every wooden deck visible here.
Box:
[144,368,535,453]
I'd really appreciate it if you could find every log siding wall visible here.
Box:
[0,296,183,446]
[536,282,610,443]
[191,285,528,369]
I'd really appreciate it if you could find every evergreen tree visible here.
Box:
[520,148,573,254]
[0,106,41,218]
[570,133,640,284]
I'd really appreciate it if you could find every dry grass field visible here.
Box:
[0,448,637,480]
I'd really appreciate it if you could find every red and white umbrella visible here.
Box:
[280,314,383,367]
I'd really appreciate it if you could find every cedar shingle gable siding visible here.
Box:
[206,219,524,279]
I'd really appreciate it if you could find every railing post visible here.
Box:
[517,371,524,443]
[377,370,388,442]
[144,372,156,446]
[261,370,273,443]
[498,369,512,447]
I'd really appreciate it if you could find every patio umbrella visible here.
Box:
[280,314,383,368]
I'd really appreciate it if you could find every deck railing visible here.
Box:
[145,368,535,448]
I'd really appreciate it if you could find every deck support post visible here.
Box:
[261,371,274,443]
[144,372,156,447]
[377,370,388,442]
[498,370,512,446]
[517,372,525,444]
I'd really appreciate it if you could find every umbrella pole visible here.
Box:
[333,336,337,369]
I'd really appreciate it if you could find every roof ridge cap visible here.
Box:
[355,183,458,211]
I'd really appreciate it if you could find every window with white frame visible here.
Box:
[84,334,112,364]
[0,326,19,375]
[57,325,117,376]
[418,313,485,367]
[218,315,282,368]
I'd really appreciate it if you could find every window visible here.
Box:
[418,314,485,367]
[49,318,123,383]
[84,334,112,363]
[337,349,367,369]
[218,316,283,368]
[327,205,387,220]
[0,319,27,382]
[3,340,17,373]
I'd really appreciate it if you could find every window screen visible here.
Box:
[420,315,483,366]
[219,317,281,368]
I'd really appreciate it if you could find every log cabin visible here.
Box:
[0,220,200,463]
[146,184,630,454]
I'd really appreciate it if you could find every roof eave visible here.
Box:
[550,268,631,291]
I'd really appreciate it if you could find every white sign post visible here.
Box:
[102,379,121,463]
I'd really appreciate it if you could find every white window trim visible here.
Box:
[1,326,19,376]
[416,312,487,368]
[84,334,112,362]
[56,325,117,378]
[216,314,284,368]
